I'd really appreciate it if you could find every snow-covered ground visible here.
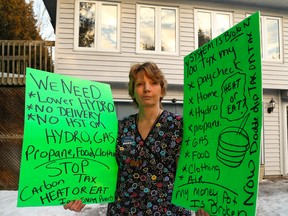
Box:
[1,177,288,216]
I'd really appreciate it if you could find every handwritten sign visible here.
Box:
[17,68,118,207]
[172,12,262,215]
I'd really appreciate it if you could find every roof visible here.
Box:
[42,0,56,30]
[43,0,288,31]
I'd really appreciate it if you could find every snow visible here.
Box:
[1,177,288,216]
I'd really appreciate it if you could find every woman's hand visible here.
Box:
[196,208,210,216]
[63,200,86,212]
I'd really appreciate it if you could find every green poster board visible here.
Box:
[172,12,262,215]
[17,68,118,207]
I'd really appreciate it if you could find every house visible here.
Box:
[42,0,288,178]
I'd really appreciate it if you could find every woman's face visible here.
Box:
[134,71,163,109]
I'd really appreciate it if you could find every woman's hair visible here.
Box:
[128,62,167,108]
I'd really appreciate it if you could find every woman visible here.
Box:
[64,62,209,216]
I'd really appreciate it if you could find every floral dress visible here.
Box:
[107,110,191,216]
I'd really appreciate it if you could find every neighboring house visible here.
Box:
[43,0,288,177]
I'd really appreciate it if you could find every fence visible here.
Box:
[0,40,55,85]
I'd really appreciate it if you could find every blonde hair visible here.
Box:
[128,62,167,108]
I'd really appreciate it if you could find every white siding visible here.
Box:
[54,0,288,176]
[179,6,194,54]
[263,89,282,176]
[55,0,194,99]
[55,0,288,95]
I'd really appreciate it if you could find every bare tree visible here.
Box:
[32,0,55,40]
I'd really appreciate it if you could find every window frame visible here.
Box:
[136,4,179,56]
[260,15,283,63]
[74,0,120,52]
[194,9,233,49]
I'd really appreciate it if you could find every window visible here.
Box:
[74,1,120,52]
[195,10,232,48]
[261,16,282,61]
[137,4,179,55]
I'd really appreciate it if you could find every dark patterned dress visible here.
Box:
[107,110,191,216]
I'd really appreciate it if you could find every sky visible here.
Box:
[26,0,55,41]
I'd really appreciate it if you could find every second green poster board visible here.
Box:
[172,12,262,215]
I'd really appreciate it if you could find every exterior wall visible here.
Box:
[54,0,288,93]
[263,89,282,176]
[281,96,288,175]
[54,0,195,102]
[54,0,288,176]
